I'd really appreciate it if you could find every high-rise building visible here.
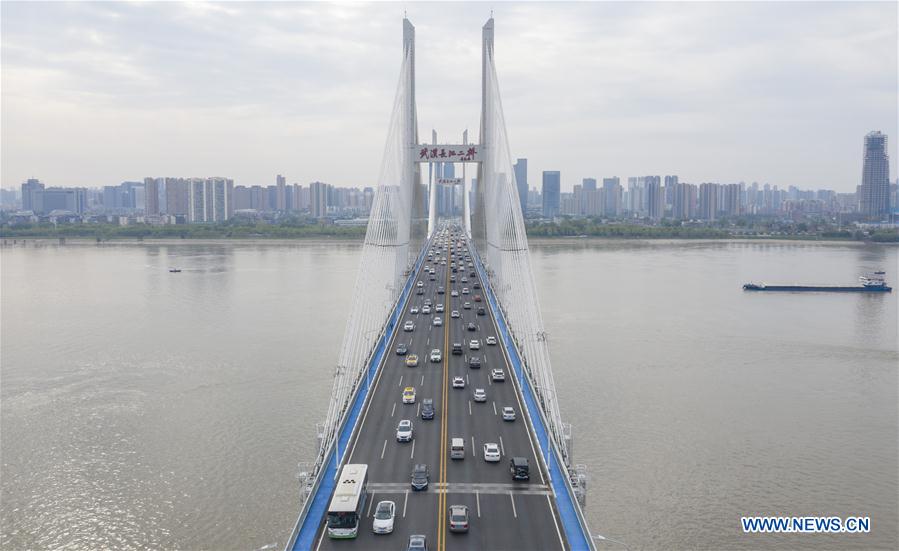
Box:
[250,185,266,211]
[646,176,663,220]
[542,171,560,218]
[672,183,697,219]
[310,181,330,218]
[581,181,601,216]
[528,187,540,210]
[233,185,252,210]
[722,183,742,217]
[699,183,720,220]
[165,178,189,216]
[186,177,232,223]
[21,178,44,213]
[144,177,160,215]
[103,185,123,211]
[188,178,206,222]
[276,174,287,211]
[626,177,646,216]
[664,175,678,213]
[602,177,621,217]
[859,131,890,218]
[514,158,528,215]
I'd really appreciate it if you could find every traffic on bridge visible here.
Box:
[313,226,567,551]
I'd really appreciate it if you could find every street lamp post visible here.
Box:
[533,384,556,482]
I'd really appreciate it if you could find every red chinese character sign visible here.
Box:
[416,144,481,163]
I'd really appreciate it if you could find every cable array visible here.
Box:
[476,42,572,468]
[313,50,417,480]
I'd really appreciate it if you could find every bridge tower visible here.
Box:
[303,16,580,543]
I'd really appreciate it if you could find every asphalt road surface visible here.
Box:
[315,226,567,551]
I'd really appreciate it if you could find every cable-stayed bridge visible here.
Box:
[285,18,594,551]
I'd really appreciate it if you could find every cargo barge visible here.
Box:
[743,272,891,293]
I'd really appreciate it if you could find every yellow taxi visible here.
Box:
[402,387,416,404]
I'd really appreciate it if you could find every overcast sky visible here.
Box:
[2,1,896,193]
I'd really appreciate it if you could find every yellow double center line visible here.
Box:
[437,239,451,551]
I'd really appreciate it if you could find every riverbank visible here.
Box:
[2,222,896,242]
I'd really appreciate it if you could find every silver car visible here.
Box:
[396,419,413,442]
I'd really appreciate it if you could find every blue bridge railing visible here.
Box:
[471,245,595,551]
[285,241,430,551]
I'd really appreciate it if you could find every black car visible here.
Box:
[477,307,486,316]
[452,343,463,355]
[470,271,476,278]
[510,456,530,480]
[421,398,435,420]
[469,356,481,369]
[396,343,408,355]
[411,463,430,490]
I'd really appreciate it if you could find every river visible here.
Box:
[1,239,896,550]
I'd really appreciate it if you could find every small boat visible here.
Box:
[743,272,891,293]
[169,268,182,273]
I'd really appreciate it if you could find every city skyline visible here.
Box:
[2,2,897,193]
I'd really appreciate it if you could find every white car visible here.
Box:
[469,339,480,350]
[463,302,471,310]
[410,306,419,314]
[404,321,415,332]
[483,442,501,462]
[452,376,465,389]
[473,388,487,402]
[451,310,460,318]
[372,500,396,534]
[502,406,516,421]
[451,290,459,297]
[435,304,444,313]
[433,317,443,326]
[430,349,442,363]
[491,369,505,382]
[462,288,470,295]
[417,281,424,288]
[486,336,497,345]
[396,419,413,442]
[422,305,431,314]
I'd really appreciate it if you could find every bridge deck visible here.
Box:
[313,228,568,551]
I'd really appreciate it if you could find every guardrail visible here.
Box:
[470,245,596,551]
[284,240,430,551]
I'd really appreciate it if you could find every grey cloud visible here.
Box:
[1,1,896,191]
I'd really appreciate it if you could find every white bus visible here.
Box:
[326,464,369,539]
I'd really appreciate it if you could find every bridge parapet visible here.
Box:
[471,243,596,551]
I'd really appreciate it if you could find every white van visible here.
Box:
[450,438,465,459]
